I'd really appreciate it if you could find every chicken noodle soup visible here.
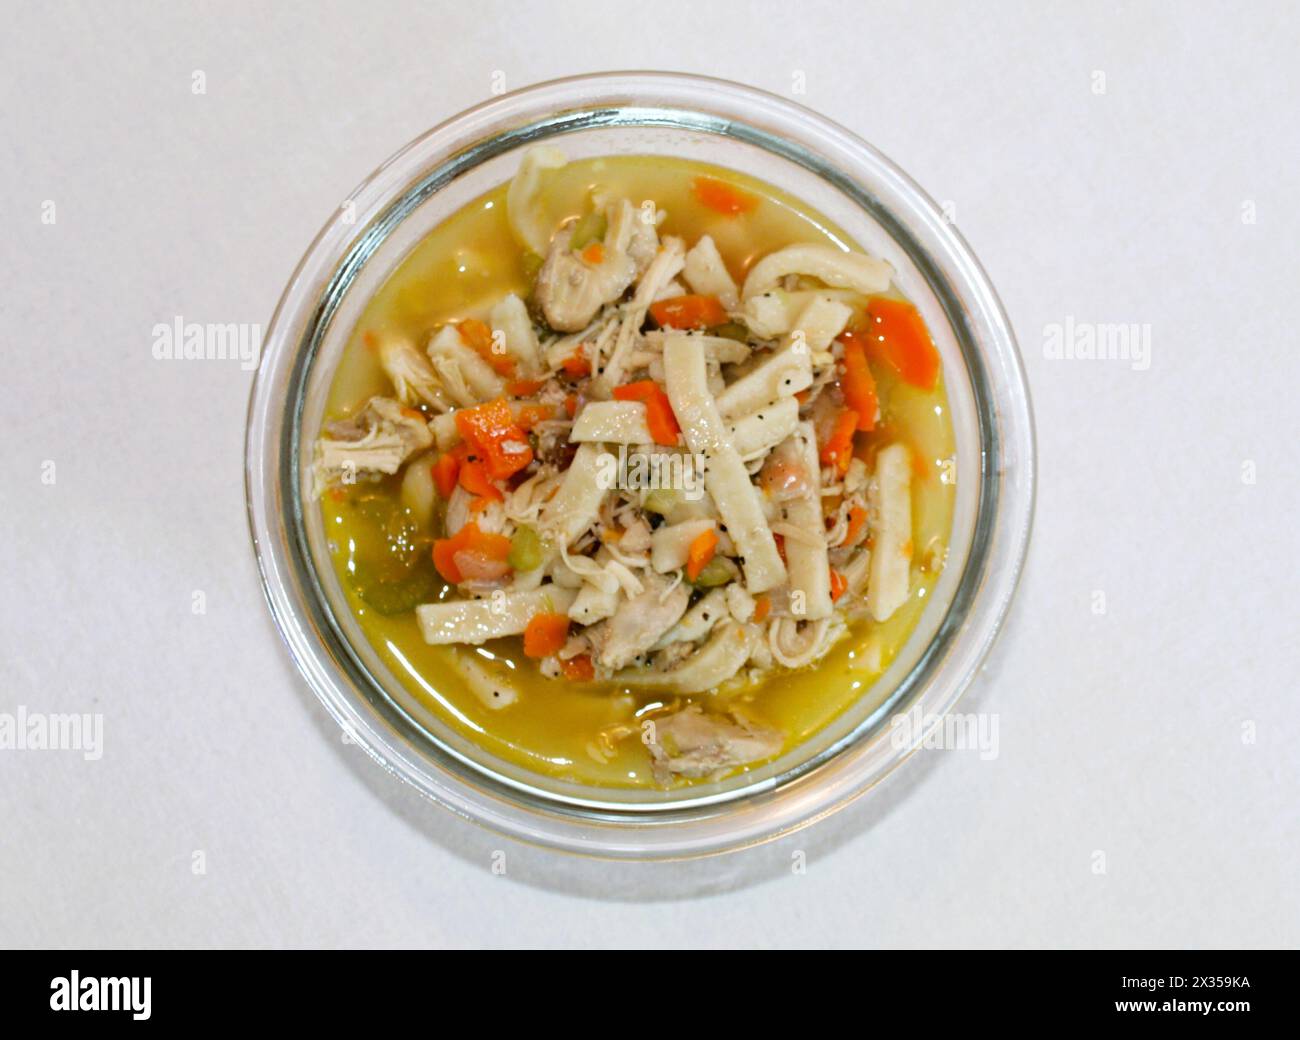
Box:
[316,153,955,788]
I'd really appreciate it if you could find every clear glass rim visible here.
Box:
[245,71,1036,858]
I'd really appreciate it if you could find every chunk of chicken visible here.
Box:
[588,571,690,670]
[607,193,661,277]
[427,325,504,406]
[646,704,783,783]
[314,396,432,490]
[535,199,640,332]
[376,333,452,412]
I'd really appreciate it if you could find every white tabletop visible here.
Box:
[3,1,1297,949]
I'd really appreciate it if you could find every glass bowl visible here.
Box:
[245,72,1034,858]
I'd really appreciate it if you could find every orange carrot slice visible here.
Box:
[692,176,758,216]
[612,380,681,445]
[457,460,503,502]
[523,612,570,658]
[841,504,867,547]
[453,398,533,480]
[514,403,555,431]
[559,653,595,681]
[505,377,545,397]
[432,454,460,498]
[458,318,515,377]
[839,335,878,432]
[864,297,939,390]
[562,348,591,378]
[685,528,719,581]
[818,409,860,476]
[432,522,511,584]
[648,293,729,330]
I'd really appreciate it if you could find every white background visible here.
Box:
[2,0,1297,949]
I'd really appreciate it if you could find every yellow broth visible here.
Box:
[319,155,956,787]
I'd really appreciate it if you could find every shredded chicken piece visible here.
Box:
[376,334,452,411]
[645,704,783,783]
[535,200,640,331]
[593,237,686,393]
[314,396,432,489]
[589,571,690,670]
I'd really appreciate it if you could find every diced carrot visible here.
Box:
[564,394,579,419]
[580,242,605,265]
[458,460,503,502]
[559,653,595,681]
[752,594,772,623]
[432,454,460,498]
[514,403,554,431]
[684,528,719,581]
[841,504,867,547]
[562,348,591,378]
[864,297,940,390]
[523,612,570,658]
[327,486,347,503]
[612,380,681,445]
[839,335,878,432]
[829,567,848,602]
[648,293,729,330]
[691,176,758,216]
[453,398,533,480]
[457,318,491,352]
[643,396,681,446]
[912,450,931,482]
[458,318,516,377]
[362,330,379,351]
[774,533,787,563]
[505,378,545,397]
[432,522,512,584]
[818,408,860,476]
[431,542,458,582]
